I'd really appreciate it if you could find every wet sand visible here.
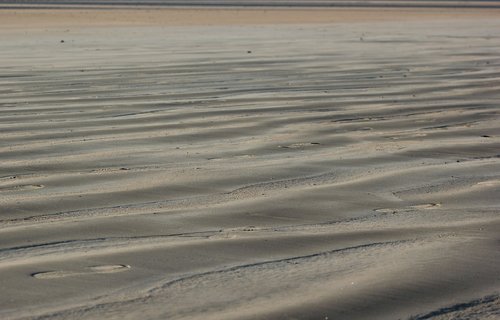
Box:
[0,7,499,320]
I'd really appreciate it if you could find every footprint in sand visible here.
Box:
[375,203,440,214]
[0,184,44,192]
[279,142,321,149]
[32,264,130,279]
[373,208,398,214]
[409,203,441,210]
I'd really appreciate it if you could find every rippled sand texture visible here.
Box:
[1,13,500,320]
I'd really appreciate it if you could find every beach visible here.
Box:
[1,6,499,319]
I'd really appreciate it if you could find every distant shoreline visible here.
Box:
[2,0,500,10]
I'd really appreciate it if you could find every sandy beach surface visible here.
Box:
[1,6,500,320]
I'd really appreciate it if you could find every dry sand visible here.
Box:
[0,7,500,320]
[2,7,500,27]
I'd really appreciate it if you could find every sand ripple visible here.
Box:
[0,14,499,320]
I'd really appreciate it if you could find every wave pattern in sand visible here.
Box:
[0,19,499,319]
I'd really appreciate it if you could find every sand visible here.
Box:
[0,6,499,320]
[3,7,500,28]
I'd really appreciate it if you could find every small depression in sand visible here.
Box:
[32,265,131,280]
[0,184,44,192]
[374,203,441,214]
